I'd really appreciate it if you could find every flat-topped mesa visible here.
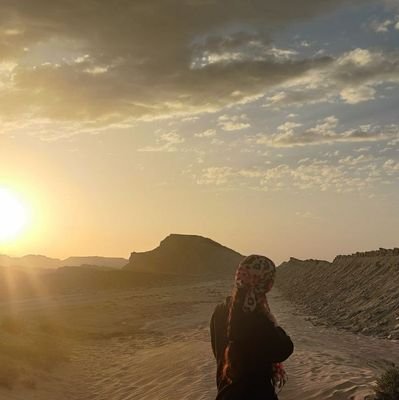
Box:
[333,247,399,263]
[125,233,244,276]
[62,256,128,268]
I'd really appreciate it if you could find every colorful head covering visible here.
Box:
[234,254,288,393]
[234,254,276,313]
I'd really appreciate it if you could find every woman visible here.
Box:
[210,254,294,400]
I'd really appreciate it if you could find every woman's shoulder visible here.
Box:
[210,297,231,333]
[213,296,231,315]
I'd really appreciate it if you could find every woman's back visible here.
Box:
[210,296,293,399]
[209,254,294,400]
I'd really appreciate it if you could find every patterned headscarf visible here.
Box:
[234,254,276,312]
[234,254,288,393]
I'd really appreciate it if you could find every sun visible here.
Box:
[0,187,29,242]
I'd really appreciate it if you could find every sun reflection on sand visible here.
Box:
[0,264,64,330]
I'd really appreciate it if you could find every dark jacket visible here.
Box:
[210,296,294,400]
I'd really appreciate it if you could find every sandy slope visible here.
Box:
[1,279,398,400]
[276,250,399,340]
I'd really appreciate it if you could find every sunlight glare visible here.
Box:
[0,187,29,242]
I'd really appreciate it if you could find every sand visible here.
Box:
[1,278,398,400]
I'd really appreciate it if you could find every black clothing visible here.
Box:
[210,296,294,400]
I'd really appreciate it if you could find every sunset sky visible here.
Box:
[1,0,398,264]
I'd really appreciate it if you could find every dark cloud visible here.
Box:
[0,0,364,121]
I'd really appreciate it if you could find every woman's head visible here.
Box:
[234,254,276,312]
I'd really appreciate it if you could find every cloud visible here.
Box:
[354,146,371,152]
[265,88,334,108]
[218,114,250,131]
[196,162,351,192]
[383,159,399,175]
[191,40,299,68]
[138,131,185,152]
[210,138,225,145]
[263,48,399,108]
[196,167,234,185]
[339,86,376,104]
[338,154,375,166]
[300,41,311,48]
[369,19,394,33]
[0,0,364,124]
[196,156,399,194]
[255,116,399,147]
[0,115,136,141]
[194,129,216,138]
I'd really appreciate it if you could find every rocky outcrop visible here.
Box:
[276,250,399,340]
[333,248,399,262]
[124,233,244,277]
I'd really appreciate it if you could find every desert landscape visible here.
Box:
[1,235,398,400]
[1,1,398,399]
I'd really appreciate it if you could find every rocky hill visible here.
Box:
[124,234,244,277]
[275,249,399,340]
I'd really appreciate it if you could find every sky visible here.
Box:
[0,0,398,264]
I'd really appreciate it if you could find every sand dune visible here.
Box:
[1,277,398,400]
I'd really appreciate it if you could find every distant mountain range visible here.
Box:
[124,233,244,276]
[0,234,245,275]
[0,234,245,300]
[0,254,128,269]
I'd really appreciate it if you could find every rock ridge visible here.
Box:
[276,248,399,340]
